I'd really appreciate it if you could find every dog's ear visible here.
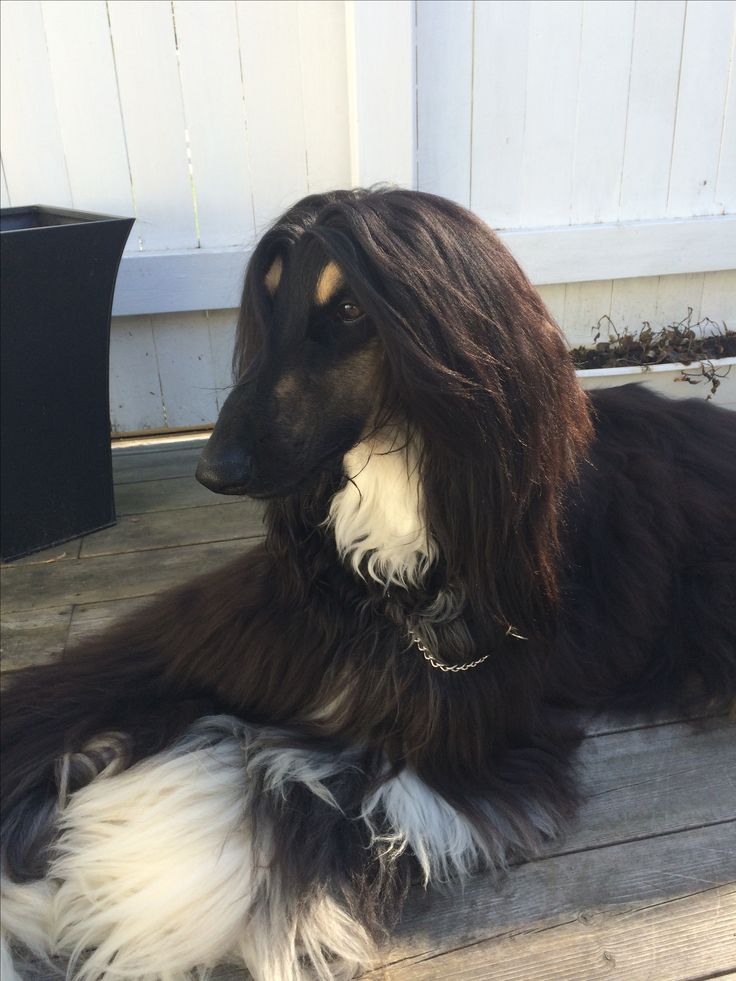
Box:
[312,190,593,640]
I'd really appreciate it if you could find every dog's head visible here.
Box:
[197,192,386,500]
[197,188,592,634]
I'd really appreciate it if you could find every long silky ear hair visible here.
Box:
[233,188,594,640]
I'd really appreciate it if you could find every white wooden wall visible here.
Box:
[419,0,735,225]
[1,0,734,433]
[0,0,352,247]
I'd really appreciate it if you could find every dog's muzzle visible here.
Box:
[196,382,260,495]
[195,444,253,495]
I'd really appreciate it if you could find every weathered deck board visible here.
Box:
[1,439,734,981]
[380,822,736,975]
[384,881,736,980]
[567,718,735,852]
[79,502,264,556]
[115,474,244,514]
[112,445,206,483]
[0,538,252,613]
[0,605,72,672]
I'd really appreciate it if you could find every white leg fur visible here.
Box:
[1,719,374,981]
[361,768,559,891]
[328,429,437,588]
[362,769,490,884]
[50,738,256,980]
[1,878,55,962]
[0,934,22,981]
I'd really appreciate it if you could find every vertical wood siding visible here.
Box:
[418,0,736,226]
[538,269,735,349]
[0,0,352,245]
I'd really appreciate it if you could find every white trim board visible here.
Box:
[113,246,246,317]
[112,214,736,316]
[506,214,736,286]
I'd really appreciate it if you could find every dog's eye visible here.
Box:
[335,302,365,325]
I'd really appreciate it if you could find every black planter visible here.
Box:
[1,206,134,561]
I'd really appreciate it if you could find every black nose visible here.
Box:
[195,445,253,495]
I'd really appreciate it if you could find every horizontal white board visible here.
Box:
[112,215,736,315]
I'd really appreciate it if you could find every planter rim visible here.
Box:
[1,205,134,234]
[575,356,736,378]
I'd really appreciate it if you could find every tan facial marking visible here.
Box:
[315,262,345,306]
[265,256,283,295]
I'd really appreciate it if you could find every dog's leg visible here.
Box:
[2,718,388,981]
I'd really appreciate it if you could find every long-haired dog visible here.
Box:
[2,188,735,980]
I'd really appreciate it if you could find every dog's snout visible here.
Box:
[196,381,259,495]
[196,445,253,495]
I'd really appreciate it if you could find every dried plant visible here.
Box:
[569,310,735,371]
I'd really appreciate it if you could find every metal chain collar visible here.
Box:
[406,625,491,673]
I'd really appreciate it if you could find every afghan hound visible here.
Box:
[2,188,735,980]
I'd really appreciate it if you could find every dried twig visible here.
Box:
[570,311,735,371]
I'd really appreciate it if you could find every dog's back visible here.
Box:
[552,383,736,712]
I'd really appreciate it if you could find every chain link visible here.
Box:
[406,627,491,673]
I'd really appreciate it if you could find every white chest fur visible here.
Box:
[327,430,437,588]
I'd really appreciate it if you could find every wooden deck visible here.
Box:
[2,438,735,981]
